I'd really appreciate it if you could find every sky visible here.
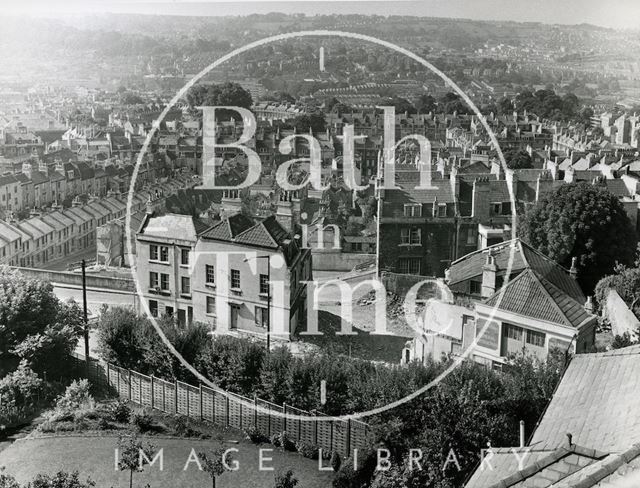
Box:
[3,0,640,30]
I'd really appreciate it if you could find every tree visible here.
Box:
[29,471,95,488]
[595,252,640,324]
[438,92,468,114]
[503,148,533,170]
[117,434,157,488]
[185,82,253,120]
[519,182,637,292]
[96,306,147,372]
[0,468,20,488]
[0,268,82,377]
[293,113,326,133]
[198,449,234,488]
[274,470,298,488]
[415,95,437,114]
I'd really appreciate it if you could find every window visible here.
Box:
[259,274,269,295]
[150,245,158,260]
[526,329,545,348]
[181,248,189,266]
[403,204,422,217]
[437,204,447,217]
[160,246,169,262]
[255,306,269,328]
[160,273,169,291]
[400,227,421,245]
[181,277,191,295]
[505,324,523,341]
[353,242,363,252]
[206,296,216,315]
[231,269,241,289]
[469,281,481,295]
[398,257,421,275]
[466,227,476,246]
[149,300,158,317]
[205,265,215,285]
[149,272,158,289]
[492,203,502,215]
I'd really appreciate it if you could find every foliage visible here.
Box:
[514,89,582,121]
[503,148,533,170]
[54,380,93,414]
[594,254,640,319]
[198,448,234,488]
[0,361,43,411]
[244,426,269,444]
[130,410,154,433]
[108,401,132,423]
[185,82,253,120]
[96,307,147,371]
[518,182,637,292]
[612,331,636,349]
[295,441,319,460]
[0,469,20,488]
[330,451,342,472]
[117,434,157,488]
[293,113,326,133]
[273,469,298,488]
[29,471,95,488]
[332,450,378,488]
[0,268,83,377]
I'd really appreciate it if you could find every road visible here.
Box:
[53,285,139,316]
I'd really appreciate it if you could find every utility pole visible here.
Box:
[81,259,89,363]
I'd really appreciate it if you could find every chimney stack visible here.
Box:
[569,257,578,279]
[481,251,497,298]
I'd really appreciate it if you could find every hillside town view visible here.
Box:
[1,1,640,487]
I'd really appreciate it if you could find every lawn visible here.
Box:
[0,435,334,488]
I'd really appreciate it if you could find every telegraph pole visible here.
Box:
[81,259,89,363]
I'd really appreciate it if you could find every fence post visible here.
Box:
[313,410,318,446]
[254,396,258,428]
[162,379,166,412]
[174,380,178,415]
[139,376,143,405]
[283,402,288,437]
[186,383,190,417]
[128,369,132,401]
[346,418,352,456]
[150,376,155,410]
[199,384,203,420]
[226,395,230,427]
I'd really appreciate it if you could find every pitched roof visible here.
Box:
[465,346,640,488]
[138,213,202,242]
[484,268,593,328]
[199,213,255,241]
[448,238,585,304]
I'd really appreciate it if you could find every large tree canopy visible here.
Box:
[0,267,83,377]
[185,82,253,120]
[518,182,637,292]
[503,148,533,169]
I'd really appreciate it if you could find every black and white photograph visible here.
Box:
[0,0,639,487]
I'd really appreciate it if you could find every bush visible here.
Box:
[274,469,298,488]
[244,426,269,444]
[108,401,131,423]
[331,451,342,472]
[295,441,319,460]
[270,431,295,451]
[97,417,113,430]
[56,380,94,413]
[130,411,154,433]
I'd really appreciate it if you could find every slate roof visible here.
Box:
[448,238,585,304]
[484,268,593,328]
[466,346,640,487]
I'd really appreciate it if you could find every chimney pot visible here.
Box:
[570,257,578,279]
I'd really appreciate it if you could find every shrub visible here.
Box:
[108,401,132,423]
[331,451,342,472]
[274,431,296,452]
[295,441,319,460]
[244,426,269,444]
[172,416,201,437]
[130,411,154,433]
[97,417,112,430]
[274,469,298,488]
[56,380,94,413]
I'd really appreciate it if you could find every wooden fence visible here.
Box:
[73,354,371,458]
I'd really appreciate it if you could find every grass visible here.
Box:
[0,435,334,488]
